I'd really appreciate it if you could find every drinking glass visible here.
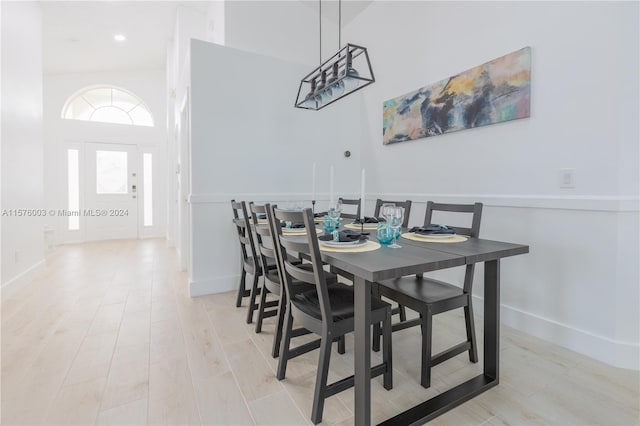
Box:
[380,203,395,222]
[388,206,404,248]
[323,216,336,234]
[376,222,394,245]
[328,200,343,222]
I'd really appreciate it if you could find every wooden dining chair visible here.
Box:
[338,197,361,220]
[249,202,286,336]
[373,199,412,228]
[272,206,393,424]
[373,201,483,389]
[231,200,277,324]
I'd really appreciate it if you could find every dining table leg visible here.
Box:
[484,259,500,380]
[353,276,372,426]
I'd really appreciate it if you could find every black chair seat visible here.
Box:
[377,276,463,305]
[294,283,390,322]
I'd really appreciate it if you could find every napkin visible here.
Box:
[409,224,455,235]
[353,216,385,224]
[282,222,305,229]
[318,230,368,242]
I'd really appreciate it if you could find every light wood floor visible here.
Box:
[1,239,638,425]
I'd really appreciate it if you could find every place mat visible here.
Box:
[401,233,468,243]
[248,218,268,225]
[282,228,322,236]
[344,223,380,230]
[319,240,381,253]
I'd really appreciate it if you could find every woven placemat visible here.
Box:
[401,233,468,243]
[344,223,380,230]
[319,240,381,253]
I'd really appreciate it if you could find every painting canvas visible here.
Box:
[383,47,531,145]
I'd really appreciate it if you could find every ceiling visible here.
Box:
[41,0,373,74]
[41,1,209,73]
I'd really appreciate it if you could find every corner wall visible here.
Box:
[188,39,361,296]
[344,1,639,369]
[1,1,45,296]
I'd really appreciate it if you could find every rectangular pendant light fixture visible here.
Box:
[294,43,375,110]
[294,0,375,111]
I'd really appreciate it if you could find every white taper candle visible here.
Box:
[330,166,334,205]
[311,162,316,201]
[360,168,365,220]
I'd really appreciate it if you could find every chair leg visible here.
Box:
[372,322,381,352]
[311,333,333,425]
[246,273,260,324]
[383,308,393,390]
[464,298,479,363]
[235,269,247,307]
[420,310,433,388]
[276,308,294,380]
[337,335,345,354]
[372,284,381,352]
[271,293,287,358]
[255,280,269,333]
[398,304,407,322]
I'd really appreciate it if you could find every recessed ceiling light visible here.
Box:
[114,34,126,42]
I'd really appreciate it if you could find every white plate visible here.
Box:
[412,232,456,239]
[319,238,367,247]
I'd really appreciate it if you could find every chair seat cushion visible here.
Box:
[293,283,390,322]
[377,276,464,305]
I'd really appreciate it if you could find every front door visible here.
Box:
[84,142,138,240]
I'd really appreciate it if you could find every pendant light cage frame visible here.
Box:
[294,43,375,111]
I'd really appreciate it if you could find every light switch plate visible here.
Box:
[559,168,576,189]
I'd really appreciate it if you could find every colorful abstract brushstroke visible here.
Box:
[383,47,531,145]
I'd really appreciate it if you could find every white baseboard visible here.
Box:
[472,294,639,371]
[189,274,239,297]
[1,259,46,301]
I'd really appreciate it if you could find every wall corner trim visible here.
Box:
[1,259,46,302]
[189,274,240,297]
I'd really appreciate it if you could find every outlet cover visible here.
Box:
[559,169,576,189]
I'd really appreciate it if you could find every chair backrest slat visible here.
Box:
[373,199,412,228]
[249,202,279,275]
[424,201,483,294]
[338,197,361,220]
[231,199,258,270]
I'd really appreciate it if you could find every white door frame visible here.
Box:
[178,90,191,272]
[84,142,139,241]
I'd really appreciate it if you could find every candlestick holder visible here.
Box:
[312,200,316,214]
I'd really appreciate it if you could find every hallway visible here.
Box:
[1,240,638,425]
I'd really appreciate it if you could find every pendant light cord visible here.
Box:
[319,0,322,66]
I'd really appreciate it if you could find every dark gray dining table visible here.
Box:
[315,227,529,425]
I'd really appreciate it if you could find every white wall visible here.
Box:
[224,0,340,67]
[1,1,45,297]
[344,1,639,369]
[166,5,207,264]
[43,70,167,243]
[188,39,361,296]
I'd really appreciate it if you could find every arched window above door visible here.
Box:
[61,86,154,127]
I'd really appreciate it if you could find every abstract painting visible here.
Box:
[383,47,531,145]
